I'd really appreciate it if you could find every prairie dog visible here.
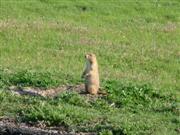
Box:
[82,53,99,95]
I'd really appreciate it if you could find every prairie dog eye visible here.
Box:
[89,53,95,57]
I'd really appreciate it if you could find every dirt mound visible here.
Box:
[8,84,85,98]
[8,84,107,99]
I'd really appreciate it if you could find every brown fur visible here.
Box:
[82,53,99,95]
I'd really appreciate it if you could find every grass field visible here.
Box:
[0,0,179,134]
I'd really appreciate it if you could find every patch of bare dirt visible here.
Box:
[8,84,85,98]
[8,84,107,100]
[0,117,96,135]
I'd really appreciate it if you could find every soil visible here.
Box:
[0,117,96,135]
[8,84,85,98]
[8,84,107,99]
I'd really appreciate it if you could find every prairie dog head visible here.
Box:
[85,53,97,64]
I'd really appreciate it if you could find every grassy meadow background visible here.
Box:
[0,0,179,134]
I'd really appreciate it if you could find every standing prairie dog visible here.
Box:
[82,53,99,95]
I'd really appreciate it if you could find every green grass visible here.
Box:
[0,82,179,135]
[0,0,179,134]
